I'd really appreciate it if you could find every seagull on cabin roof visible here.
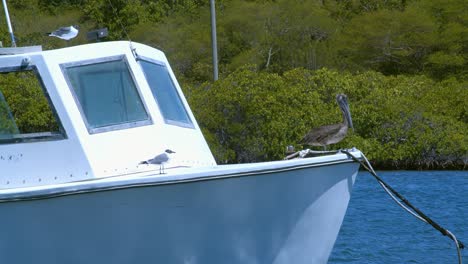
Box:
[139,149,176,174]
[47,25,79,41]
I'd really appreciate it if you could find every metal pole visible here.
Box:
[210,0,218,81]
[2,0,16,47]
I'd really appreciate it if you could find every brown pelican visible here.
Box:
[300,94,353,149]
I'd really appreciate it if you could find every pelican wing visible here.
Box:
[301,123,345,146]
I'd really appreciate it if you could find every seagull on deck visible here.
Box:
[47,25,79,41]
[300,94,354,149]
[139,149,176,174]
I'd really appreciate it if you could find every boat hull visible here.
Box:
[0,160,358,264]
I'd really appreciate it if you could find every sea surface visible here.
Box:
[329,171,468,264]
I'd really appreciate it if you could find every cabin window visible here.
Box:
[139,60,193,128]
[63,57,151,133]
[0,69,65,144]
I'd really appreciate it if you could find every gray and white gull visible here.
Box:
[139,149,176,174]
[47,25,79,41]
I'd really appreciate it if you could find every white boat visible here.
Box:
[0,41,362,263]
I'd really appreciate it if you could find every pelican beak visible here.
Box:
[342,103,353,130]
[347,113,354,131]
[338,94,353,131]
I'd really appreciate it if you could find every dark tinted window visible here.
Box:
[140,60,192,127]
[64,58,149,132]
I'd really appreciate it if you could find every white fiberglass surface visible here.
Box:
[0,150,361,199]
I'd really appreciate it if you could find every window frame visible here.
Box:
[61,55,153,134]
[0,65,67,144]
[137,56,194,129]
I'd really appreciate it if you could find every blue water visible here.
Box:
[329,171,468,263]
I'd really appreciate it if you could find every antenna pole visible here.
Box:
[2,0,16,47]
[210,0,218,81]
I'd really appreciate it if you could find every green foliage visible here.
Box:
[0,71,58,133]
[407,0,468,80]
[82,0,149,40]
[3,0,465,79]
[327,72,467,169]
[334,6,437,75]
[0,91,19,134]
[188,66,327,163]
[220,0,337,72]
[189,66,287,162]
[188,67,467,168]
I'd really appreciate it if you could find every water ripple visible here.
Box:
[329,171,468,264]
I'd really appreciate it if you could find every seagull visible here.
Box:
[139,149,176,174]
[47,25,79,41]
[300,94,353,149]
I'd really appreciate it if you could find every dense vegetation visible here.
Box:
[1,0,466,169]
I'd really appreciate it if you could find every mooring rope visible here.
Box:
[341,150,464,264]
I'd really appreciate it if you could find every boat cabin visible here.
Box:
[0,41,216,189]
